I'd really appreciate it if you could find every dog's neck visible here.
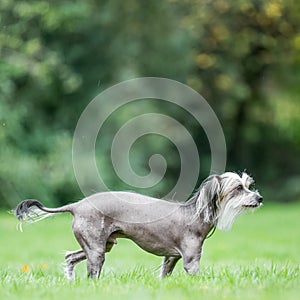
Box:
[180,200,216,238]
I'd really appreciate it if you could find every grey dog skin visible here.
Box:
[14,172,262,280]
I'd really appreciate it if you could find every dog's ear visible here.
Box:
[203,175,221,204]
[241,172,254,189]
[195,175,221,224]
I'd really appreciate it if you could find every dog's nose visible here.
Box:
[256,195,263,203]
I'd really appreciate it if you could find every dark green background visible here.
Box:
[1,0,299,207]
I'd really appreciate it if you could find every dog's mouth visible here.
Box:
[243,203,261,208]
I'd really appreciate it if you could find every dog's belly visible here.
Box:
[130,238,181,257]
[109,226,181,257]
[123,238,180,257]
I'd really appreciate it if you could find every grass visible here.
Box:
[1,203,299,300]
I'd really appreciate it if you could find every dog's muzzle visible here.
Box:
[256,195,263,204]
[243,194,263,208]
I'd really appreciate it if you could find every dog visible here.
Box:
[14,172,262,280]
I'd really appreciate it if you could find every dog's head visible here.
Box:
[196,172,263,231]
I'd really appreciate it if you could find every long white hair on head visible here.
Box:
[217,198,246,231]
[216,172,253,231]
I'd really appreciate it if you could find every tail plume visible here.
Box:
[14,200,53,226]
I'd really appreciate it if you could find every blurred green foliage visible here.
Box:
[0,0,299,207]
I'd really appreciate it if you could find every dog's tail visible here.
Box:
[14,199,73,227]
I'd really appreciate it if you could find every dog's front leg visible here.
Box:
[181,238,203,275]
[182,255,201,275]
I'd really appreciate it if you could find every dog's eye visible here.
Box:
[236,185,243,191]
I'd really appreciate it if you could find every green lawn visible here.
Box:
[1,203,299,300]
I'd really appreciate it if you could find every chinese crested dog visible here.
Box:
[14,172,262,280]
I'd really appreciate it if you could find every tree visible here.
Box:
[0,0,190,207]
[175,0,300,200]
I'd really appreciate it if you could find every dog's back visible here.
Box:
[73,191,180,224]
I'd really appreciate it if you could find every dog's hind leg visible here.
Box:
[64,250,86,280]
[85,247,106,279]
[84,237,117,278]
[72,218,109,279]
[160,256,180,278]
